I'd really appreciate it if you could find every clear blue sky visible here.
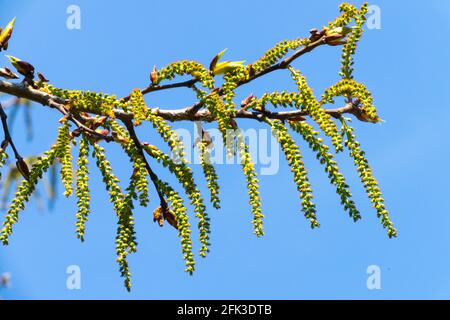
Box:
[1,0,450,299]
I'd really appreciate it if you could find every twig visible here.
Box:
[122,79,198,102]
[0,101,22,161]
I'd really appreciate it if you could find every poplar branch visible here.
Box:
[0,80,360,125]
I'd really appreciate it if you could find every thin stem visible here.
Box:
[0,102,22,160]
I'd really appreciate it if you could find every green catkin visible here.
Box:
[268,119,319,228]
[75,136,91,241]
[142,144,211,257]
[288,67,343,152]
[321,79,380,123]
[252,91,302,110]
[156,180,195,274]
[328,3,358,28]
[340,3,368,79]
[41,84,118,118]
[156,61,215,90]
[145,109,185,163]
[252,38,311,73]
[129,88,148,126]
[235,132,264,236]
[109,121,149,207]
[197,141,220,209]
[289,121,360,221]
[0,146,58,245]
[0,148,7,179]
[55,123,74,197]
[214,66,247,158]
[92,142,137,291]
[222,66,246,111]
[340,118,396,238]
[203,90,235,157]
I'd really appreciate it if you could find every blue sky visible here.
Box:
[1,0,450,299]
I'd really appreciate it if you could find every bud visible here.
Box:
[16,158,30,181]
[153,206,164,227]
[0,17,16,51]
[111,131,128,144]
[309,28,322,42]
[325,33,346,46]
[150,65,158,85]
[1,139,8,150]
[95,129,110,136]
[37,72,49,83]
[162,207,178,230]
[213,60,245,76]
[142,142,159,153]
[94,116,108,126]
[6,55,35,78]
[70,128,82,138]
[354,107,380,123]
[59,114,69,123]
[209,48,227,72]
[240,93,255,107]
[0,67,19,79]
[247,64,255,78]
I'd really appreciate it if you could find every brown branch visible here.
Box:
[0,81,113,141]
[0,80,359,123]
[0,102,22,160]
[122,79,198,102]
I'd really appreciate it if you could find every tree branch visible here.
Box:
[0,79,359,125]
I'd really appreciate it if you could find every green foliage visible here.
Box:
[203,90,235,157]
[109,121,150,207]
[55,123,74,197]
[75,136,90,241]
[328,3,359,28]
[91,142,137,291]
[145,108,185,162]
[339,3,368,79]
[340,118,396,238]
[236,132,264,236]
[129,88,148,126]
[288,67,343,151]
[41,84,120,118]
[156,61,215,89]
[196,141,220,209]
[0,146,58,245]
[0,147,7,179]
[322,79,380,123]
[289,121,360,221]
[252,38,311,73]
[269,119,318,228]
